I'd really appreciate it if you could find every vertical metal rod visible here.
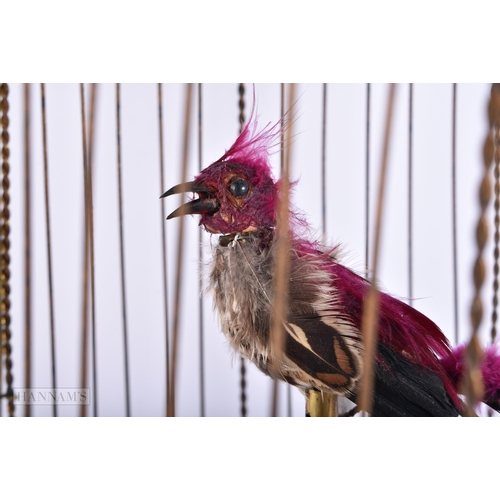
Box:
[272,82,286,418]
[237,83,247,418]
[452,83,459,346]
[158,83,171,415]
[0,279,2,416]
[491,86,500,419]
[491,88,500,345]
[280,83,285,177]
[238,84,245,132]
[365,83,371,278]
[239,356,246,417]
[41,84,58,417]
[306,390,338,417]
[116,84,131,416]
[464,83,500,416]
[87,83,98,417]
[280,83,292,417]
[286,376,292,417]
[24,83,32,416]
[408,84,413,306]
[0,298,2,415]
[80,83,97,416]
[271,363,280,414]
[270,83,297,417]
[358,83,397,416]
[0,83,14,417]
[79,87,90,417]
[321,83,327,239]
[167,83,194,417]
[198,83,206,417]
[307,83,339,417]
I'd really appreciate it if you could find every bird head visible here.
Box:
[162,114,281,236]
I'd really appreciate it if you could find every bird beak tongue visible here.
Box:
[160,181,218,220]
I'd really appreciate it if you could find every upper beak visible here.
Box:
[160,181,218,220]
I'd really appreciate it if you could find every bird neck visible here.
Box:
[218,228,275,250]
[218,232,251,247]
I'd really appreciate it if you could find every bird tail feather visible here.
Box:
[440,344,500,412]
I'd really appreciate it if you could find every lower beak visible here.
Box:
[160,181,218,220]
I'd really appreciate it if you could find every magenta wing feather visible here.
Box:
[331,263,460,407]
[440,344,500,411]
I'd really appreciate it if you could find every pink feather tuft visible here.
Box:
[482,345,500,402]
[440,343,500,407]
[210,88,293,177]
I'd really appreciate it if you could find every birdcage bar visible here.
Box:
[0,82,14,417]
[167,83,194,417]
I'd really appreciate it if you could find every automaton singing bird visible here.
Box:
[162,110,500,416]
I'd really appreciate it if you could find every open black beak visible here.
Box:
[160,181,218,220]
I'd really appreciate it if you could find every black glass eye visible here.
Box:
[229,178,249,197]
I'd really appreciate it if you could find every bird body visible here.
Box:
[163,109,500,416]
[210,231,459,416]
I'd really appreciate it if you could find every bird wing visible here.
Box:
[282,313,362,397]
[372,343,459,416]
[282,314,459,416]
[281,254,460,416]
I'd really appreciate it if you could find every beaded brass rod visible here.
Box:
[158,83,171,414]
[357,83,397,416]
[452,83,459,345]
[167,83,194,417]
[24,83,32,416]
[88,83,98,417]
[116,84,131,416]
[198,83,205,417]
[41,83,58,417]
[408,83,413,306]
[463,83,500,416]
[490,86,500,418]
[491,88,500,345]
[79,86,90,417]
[270,83,296,417]
[238,83,247,418]
[0,83,14,417]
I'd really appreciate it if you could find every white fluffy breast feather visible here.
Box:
[209,237,274,370]
[208,234,363,384]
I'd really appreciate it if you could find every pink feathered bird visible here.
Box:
[162,110,500,416]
